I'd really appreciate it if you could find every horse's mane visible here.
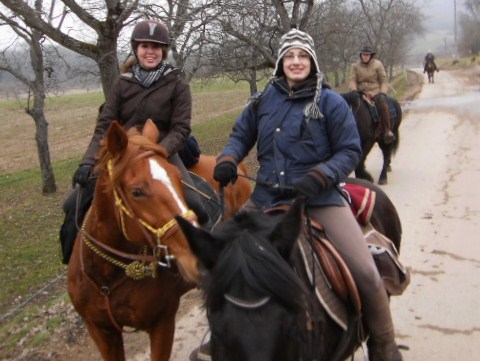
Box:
[341,90,361,110]
[96,128,169,186]
[205,211,308,313]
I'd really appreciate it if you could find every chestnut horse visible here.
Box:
[425,60,436,83]
[342,91,402,185]
[67,119,251,361]
[176,178,406,361]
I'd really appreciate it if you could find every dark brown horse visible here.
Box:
[176,177,405,361]
[342,91,402,185]
[425,60,436,83]
[67,119,251,361]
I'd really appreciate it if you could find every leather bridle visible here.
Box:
[81,152,197,278]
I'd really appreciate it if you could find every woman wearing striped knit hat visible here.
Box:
[209,28,402,361]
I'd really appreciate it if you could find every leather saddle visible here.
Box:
[299,219,410,330]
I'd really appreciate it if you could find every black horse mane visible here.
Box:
[341,90,361,110]
[204,210,308,313]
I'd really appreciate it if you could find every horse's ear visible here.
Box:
[142,119,160,143]
[175,215,222,271]
[106,121,128,158]
[270,196,305,259]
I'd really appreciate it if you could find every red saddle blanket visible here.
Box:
[342,183,375,226]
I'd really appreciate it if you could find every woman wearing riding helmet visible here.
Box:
[71,19,210,227]
[349,45,396,144]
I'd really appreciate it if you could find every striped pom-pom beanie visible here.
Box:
[273,28,324,120]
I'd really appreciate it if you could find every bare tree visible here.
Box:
[139,0,218,81]
[0,1,58,193]
[0,0,139,98]
[197,0,315,95]
[307,0,363,87]
[355,0,424,77]
[458,0,480,56]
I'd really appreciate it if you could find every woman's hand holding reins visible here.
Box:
[72,164,93,187]
[294,169,329,200]
[213,160,238,187]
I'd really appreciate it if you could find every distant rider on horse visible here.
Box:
[424,51,439,73]
[349,45,396,144]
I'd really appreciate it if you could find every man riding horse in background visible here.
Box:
[349,45,396,144]
[424,51,439,73]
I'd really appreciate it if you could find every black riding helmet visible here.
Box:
[130,20,170,51]
[359,45,376,57]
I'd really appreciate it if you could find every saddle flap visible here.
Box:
[308,224,362,315]
[303,220,362,315]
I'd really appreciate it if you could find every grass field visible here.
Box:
[0,68,420,356]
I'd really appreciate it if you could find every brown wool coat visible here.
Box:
[349,58,389,96]
[81,60,192,165]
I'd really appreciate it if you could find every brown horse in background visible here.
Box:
[425,60,436,83]
[342,91,402,185]
[189,155,250,220]
[67,120,251,361]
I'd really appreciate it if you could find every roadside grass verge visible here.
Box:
[437,55,480,69]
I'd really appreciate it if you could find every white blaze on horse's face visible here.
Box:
[149,159,188,214]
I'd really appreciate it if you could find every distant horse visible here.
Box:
[177,177,405,361]
[67,119,251,361]
[342,91,402,185]
[425,60,436,83]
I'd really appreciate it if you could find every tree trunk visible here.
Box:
[28,23,56,193]
[33,111,57,194]
[248,67,258,95]
[342,66,347,85]
[96,21,122,98]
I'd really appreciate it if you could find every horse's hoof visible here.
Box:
[378,178,388,185]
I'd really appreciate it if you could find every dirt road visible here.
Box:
[364,68,480,360]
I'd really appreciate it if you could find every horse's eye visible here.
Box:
[131,188,144,198]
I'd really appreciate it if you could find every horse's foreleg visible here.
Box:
[355,162,374,183]
[85,322,125,361]
[378,146,393,185]
[149,317,176,361]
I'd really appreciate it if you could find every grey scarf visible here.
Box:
[132,61,168,88]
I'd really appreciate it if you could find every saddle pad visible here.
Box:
[341,183,376,226]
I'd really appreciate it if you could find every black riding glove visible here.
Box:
[295,170,329,200]
[72,164,93,187]
[213,160,238,187]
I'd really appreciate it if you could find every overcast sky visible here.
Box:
[413,0,458,58]
[0,0,463,68]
